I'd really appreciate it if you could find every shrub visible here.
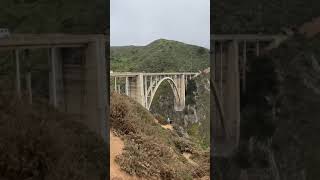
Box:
[0,97,107,180]
[110,92,210,179]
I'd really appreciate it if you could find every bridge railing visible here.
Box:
[110,72,199,76]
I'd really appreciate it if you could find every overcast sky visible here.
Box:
[111,0,210,48]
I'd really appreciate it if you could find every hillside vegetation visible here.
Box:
[111,39,209,72]
[110,92,210,179]
[0,94,107,180]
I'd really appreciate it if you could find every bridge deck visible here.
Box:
[110,72,199,77]
[0,34,107,50]
[211,34,287,41]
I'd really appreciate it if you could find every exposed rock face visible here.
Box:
[183,105,199,127]
[149,68,210,146]
[174,125,190,139]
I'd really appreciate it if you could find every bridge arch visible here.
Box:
[146,77,182,111]
[111,72,196,111]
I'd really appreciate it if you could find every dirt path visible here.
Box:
[110,132,138,180]
[154,119,197,167]
[182,152,198,166]
[154,118,173,130]
[161,124,174,130]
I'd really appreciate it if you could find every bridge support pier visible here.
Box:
[125,77,129,96]
[173,74,185,111]
[15,50,21,99]
[136,73,145,106]
[211,34,286,156]
[212,40,241,151]
[84,39,107,140]
[49,48,64,109]
[47,40,107,140]
[225,40,240,147]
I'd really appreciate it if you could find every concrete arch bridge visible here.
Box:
[211,34,287,156]
[110,72,199,111]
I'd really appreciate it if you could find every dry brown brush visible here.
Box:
[0,96,107,180]
[110,92,210,179]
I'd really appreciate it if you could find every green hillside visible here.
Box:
[111,39,209,72]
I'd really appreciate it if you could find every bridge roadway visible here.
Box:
[111,72,199,111]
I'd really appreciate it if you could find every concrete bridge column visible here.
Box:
[174,74,185,111]
[125,77,129,96]
[225,40,240,146]
[117,84,121,93]
[213,41,227,142]
[49,48,64,109]
[24,50,33,105]
[144,76,148,106]
[15,50,21,99]
[81,38,107,140]
[242,41,247,93]
[26,71,32,104]
[127,77,135,97]
[136,73,145,107]
[49,48,57,108]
